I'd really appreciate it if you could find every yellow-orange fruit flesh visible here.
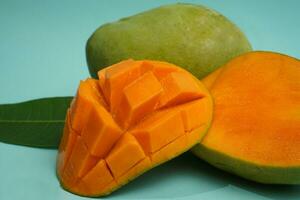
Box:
[193,51,300,184]
[57,59,213,196]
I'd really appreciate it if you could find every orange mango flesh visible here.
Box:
[115,71,163,129]
[78,160,116,195]
[199,51,300,167]
[57,110,77,176]
[70,79,107,133]
[130,108,185,154]
[57,59,213,197]
[158,71,204,108]
[201,67,224,90]
[81,105,122,158]
[64,137,98,180]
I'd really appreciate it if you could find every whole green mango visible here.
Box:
[86,3,252,79]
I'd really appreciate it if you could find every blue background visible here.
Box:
[0,0,300,199]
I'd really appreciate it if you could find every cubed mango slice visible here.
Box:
[76,160,117,196]
[106,133,146,178]
[81,105,122,157]
[70,79,105,133]
[57,59,213,197]
[130,109,184,154]
[57,110,77,175]
[158,71,205,107]
[116,71,163,128]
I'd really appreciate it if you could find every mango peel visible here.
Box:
[86,3,252,79]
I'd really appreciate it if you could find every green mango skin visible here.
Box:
[192,145,300,184]
[86,3,252,79]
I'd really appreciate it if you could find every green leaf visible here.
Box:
[0,97,73,148]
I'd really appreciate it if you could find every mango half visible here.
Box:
[86,3,252,79]
[193,51,300,184]
[57,60,213,196]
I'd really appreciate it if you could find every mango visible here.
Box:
[193,51,300,184]
[86,3,252,79]
[57,60,213,196]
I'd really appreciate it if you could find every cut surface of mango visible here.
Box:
[57,59,213,197]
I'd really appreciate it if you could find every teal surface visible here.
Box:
[0,0,299,199]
